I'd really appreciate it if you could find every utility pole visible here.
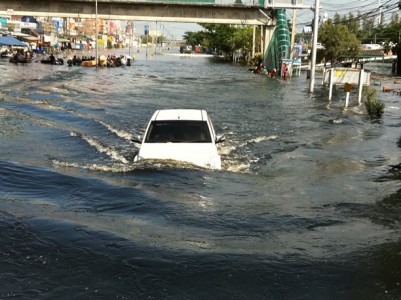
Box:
[155,21,158,54]
[128,21,132,57]
[252,25,256,58]
[145,23,149,59]
[378,0,382,25]
[95,0,98,68]
[397,30,401,76]
[290,9,297,59]
[309,0,320,93]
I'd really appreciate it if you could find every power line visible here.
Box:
[320,0,379,13]
[297,0,398,26]
[296,0,399,28]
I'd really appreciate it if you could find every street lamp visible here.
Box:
[309,0,320,93]
[95,0,98,68]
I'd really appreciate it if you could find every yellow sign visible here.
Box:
[324,68,370,85]
[344,83,352,92]
[335,70,346,77]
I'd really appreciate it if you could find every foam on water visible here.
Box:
[96,119,133,141]
[248,135,278,143]
[332,118,344,124]
[70,131,129,164]
[51,159,136,172]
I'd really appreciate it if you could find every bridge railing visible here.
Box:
[120,0,304,7]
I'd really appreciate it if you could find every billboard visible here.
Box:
[323,68,371,85]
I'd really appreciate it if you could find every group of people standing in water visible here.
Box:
[66,54,132,67]
[5,48,133,68]
[253,59,289,79]
[6,49,33,64]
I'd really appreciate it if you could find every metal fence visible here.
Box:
[117,0,305,7]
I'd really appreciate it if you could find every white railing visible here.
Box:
[110,0,305,7]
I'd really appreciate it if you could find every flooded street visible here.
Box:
[1,49,401,299]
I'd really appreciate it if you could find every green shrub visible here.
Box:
[363,86,385,118]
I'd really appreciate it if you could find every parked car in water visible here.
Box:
[180,45,192,54]
[132,109,225,169]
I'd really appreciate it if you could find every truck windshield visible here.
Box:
[145,121,212,143]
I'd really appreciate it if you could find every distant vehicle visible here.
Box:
[361,44,383,50]
[180,45,192,54]
[132,109,225,169]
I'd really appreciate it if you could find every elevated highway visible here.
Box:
[0,0,309,25]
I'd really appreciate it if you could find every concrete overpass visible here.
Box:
[0,0,309,26]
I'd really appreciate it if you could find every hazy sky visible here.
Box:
[133,0,398,38]
[133,21,202,40]
[296,0,398,30]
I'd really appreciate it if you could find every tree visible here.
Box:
[333,13,341,25]
[360,15,375,42]
[341,15,348,25]
[391,12,400,26]
[184,24,255,60]
[375,21,401,47]
[183,31,205,47]
[231,25,253,55]
[318,19,360,66]
[379,11,385,26]
[202,24,237,56]
[324,10,401,56]
[346,12,359,35]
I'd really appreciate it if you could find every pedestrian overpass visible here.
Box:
[0,0,308,25]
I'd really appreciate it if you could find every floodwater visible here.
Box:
[1,49,401,299]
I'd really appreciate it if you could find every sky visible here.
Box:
[295,0,399,31]
[133,21,202,40]
[138,0,400,39]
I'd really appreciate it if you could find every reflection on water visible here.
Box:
[1,48,401,298]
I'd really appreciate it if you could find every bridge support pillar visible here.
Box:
[252,25,256,58]
[263,25,274,55]
[250,24,274,59]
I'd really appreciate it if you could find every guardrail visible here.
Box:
[0,0,308,25]
[118,0,305,7]
[1,0,306,8]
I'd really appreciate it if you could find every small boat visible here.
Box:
[81,60,96,67]
[121,55,133,66]
[1,51,12,58]
[33,49,45,54]
[9,53,31,64]
[41,57,64,65]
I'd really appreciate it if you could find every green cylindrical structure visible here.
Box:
[264,9,290,73]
